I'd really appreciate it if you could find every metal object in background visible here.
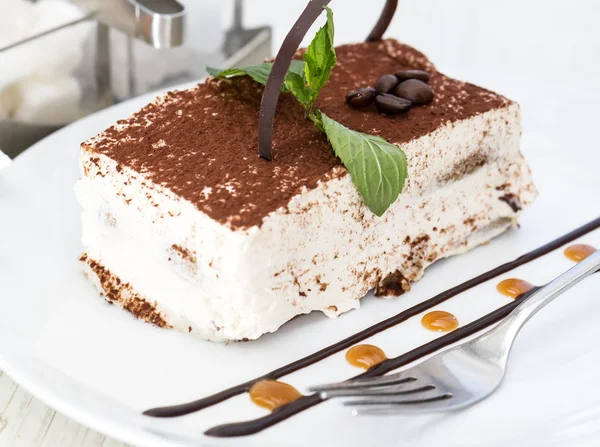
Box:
[0,0,186,158]
[0,0,272,159]
[70,0,186,48]
[222,0,272,69]
[0,121,62,159]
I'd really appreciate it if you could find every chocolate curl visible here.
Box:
[366,0,398,42]
[258,0,332,160]
[258,0,398,160]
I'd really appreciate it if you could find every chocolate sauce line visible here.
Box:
[360,289,539,379]
[205,289,540,438]
[144,216,600,427]
[258,0,398,160]
[205,223,600,438]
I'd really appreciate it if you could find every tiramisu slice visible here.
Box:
[75,39,537,341]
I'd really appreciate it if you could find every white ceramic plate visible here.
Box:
[1,83,600,447]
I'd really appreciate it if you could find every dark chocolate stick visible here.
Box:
[258,0,398,160]
[258,0,332,160]
[366,0,398,41]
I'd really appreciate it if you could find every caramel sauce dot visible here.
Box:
[564,244,596,262]
[421,311,458,332]
[345,344,387,369]
[496,278,535,299]
[249,380,302,411]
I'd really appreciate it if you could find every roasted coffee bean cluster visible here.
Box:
[346,69,433,114]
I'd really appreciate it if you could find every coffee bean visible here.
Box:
[374,93,412,114]
[395,69,430,83]
[374,74,400,93]
[394,79,433,105]
[346,87,376,108]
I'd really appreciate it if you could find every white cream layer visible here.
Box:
[75,103,537,341]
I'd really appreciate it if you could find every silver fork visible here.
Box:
[310,249,600,415]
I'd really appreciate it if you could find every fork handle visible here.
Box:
[478,249,600,359]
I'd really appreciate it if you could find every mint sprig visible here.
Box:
[284,71,312,107]
[207,7,408,217]
[320,112,407,216]
[207,60,306,93]
[302,6,336,113]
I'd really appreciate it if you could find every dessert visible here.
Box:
[75,8,536,342]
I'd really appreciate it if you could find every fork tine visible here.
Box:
[320,384,435,399]
[346,393,453,415]
[309,371,417,392]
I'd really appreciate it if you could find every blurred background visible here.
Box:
[0,0,597,160]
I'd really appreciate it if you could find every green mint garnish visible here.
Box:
[302,6,336,113]
[320,112,408,216]
[207,60,306,93]
[283,70,312,107]
[207,7,408,217]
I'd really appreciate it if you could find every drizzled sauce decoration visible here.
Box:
[564,244,596,262]
[346,344,387,369]
[421,311,459,332]
[249,380,302,411]
[496,278,536,299]
[143,217,600,438]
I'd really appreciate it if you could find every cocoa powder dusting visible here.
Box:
[375,270,411,297]
[171,244,196,264]
[85,40,509,229]
[81,254,169,328]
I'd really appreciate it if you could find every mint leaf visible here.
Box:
[210,5,409,217]
[205,66,230,78]
[320,112,408,216]
[303,6,336,107]
[310,109,325,133]
[284,72,312,107]
[287,60,307,80]
[207,60,306,93]
[285,60,312,107]
[206,63,273,85]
